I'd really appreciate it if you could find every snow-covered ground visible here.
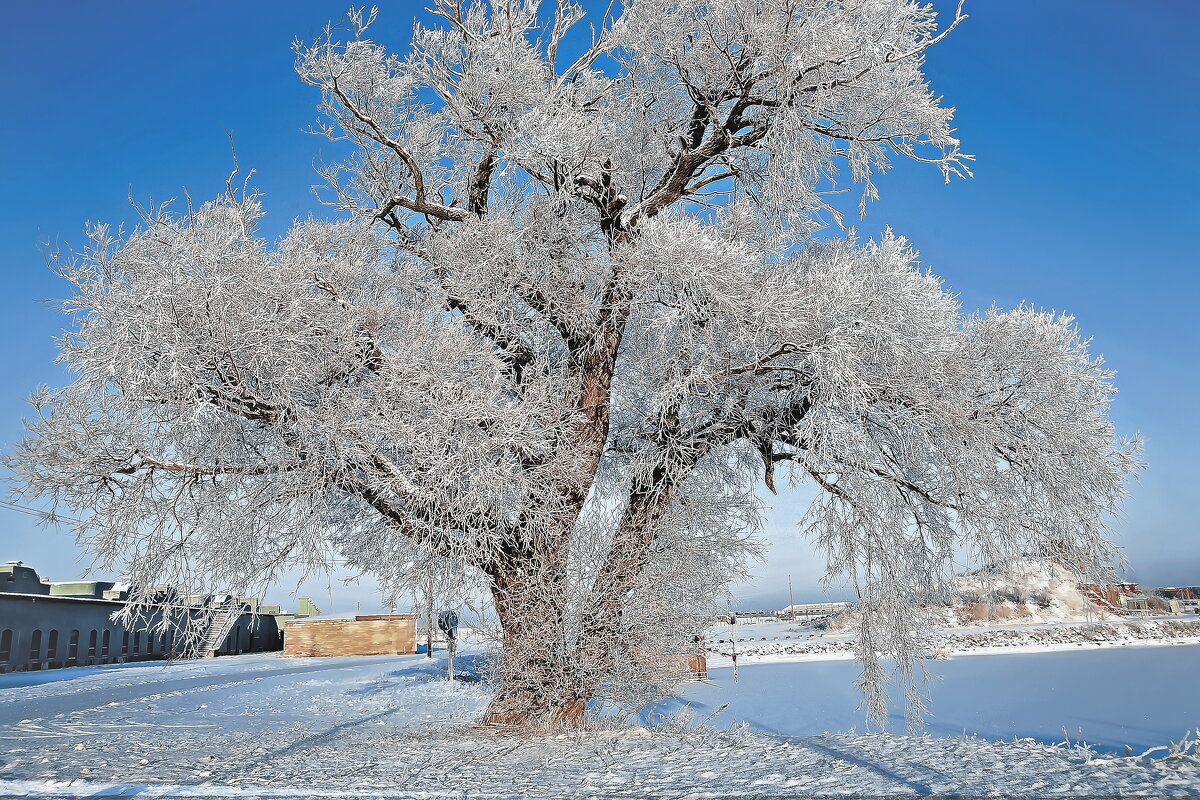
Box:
[2,642,1199,798]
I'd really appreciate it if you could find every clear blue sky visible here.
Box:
[0,2,1196,612]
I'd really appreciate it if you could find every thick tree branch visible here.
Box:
[113,454,301,477]
[468,142,500,217]
[325,76,430,202]
[374,192,469,224]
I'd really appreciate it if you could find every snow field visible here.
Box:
[0,645,1197,797]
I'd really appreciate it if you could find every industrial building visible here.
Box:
[0,561,286,673]
[723,601,853,625]
[1154,587,1200,614]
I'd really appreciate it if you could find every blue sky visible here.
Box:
[0,2,1196,612]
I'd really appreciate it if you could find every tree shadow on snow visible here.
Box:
[346,654,486,697]
[269,706,403,759]
[78,785,153,798]
[637,693,936,795]
[794,737,937,795]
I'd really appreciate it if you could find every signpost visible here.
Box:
[437,610,459,683]
[726,612,738,683]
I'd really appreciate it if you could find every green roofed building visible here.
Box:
[298,597,322,617]
[48,580,116,599]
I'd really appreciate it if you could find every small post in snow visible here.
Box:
[726,612,739,683]
[438,610,459,683]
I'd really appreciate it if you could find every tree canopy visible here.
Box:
[12,0,1140,729]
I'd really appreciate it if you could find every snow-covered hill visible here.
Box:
[814,558,1132,632]
[946,558,1115,625]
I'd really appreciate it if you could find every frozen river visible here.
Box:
[671,642,1200,752]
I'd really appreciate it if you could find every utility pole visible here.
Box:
[788,575,796,623]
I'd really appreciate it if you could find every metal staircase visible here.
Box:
[197,602,241,658]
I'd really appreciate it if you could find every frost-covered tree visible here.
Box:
[13,0,1140,730]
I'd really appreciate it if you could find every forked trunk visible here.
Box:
[481,571,590,729]
[479,476,680,730]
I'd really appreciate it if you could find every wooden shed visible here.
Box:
[282,614,417,658]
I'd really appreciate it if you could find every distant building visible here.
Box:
[1149,587,1200,615]
[1168,599,1200,615]
[297,596,323,617]
[1121,595,1151,614]
[48,580,121,600]
[1,561,50,595]
[1157,586,1200,601]
[282,614,417,657]
[0,561,287,674]
[777,601,852,619]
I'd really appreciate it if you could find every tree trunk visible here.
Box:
[475,436,692,728]
[481,567,588,728]
[425,574,434,659]
[479,488,678,730]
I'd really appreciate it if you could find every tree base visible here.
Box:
[481,697,587,732]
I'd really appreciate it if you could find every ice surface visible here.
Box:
[670,646,1200,751]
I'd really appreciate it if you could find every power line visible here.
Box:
[0,502,475,580]
[0,499,361,567]
[0,499,84,525]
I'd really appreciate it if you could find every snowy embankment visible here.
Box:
[709,617,1200,662]
[710,559,1200,664]
[1,646,1199,798]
